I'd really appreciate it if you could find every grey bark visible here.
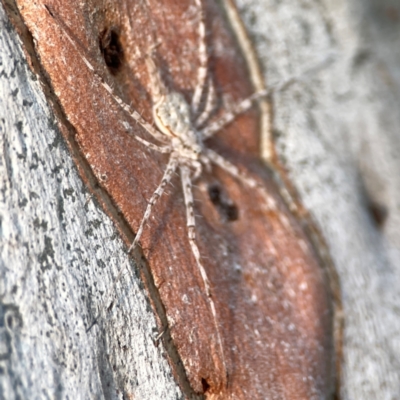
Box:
[0,3,182,399]
[1,0,400,399]
[236,0,400,399]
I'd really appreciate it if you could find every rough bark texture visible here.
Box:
[0,3,183,399]
[236,0,400,399]
[0,0,399,399]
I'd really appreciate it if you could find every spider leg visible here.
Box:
[194,76,217,128]
[132,135,171,153]
[205,148,277,211]
[97,155,178,318]
[45,5,168,145]
[179,166,210,294]
[191,0,209,115]
[180,165,227,376]
[201,52,335,140]
[101,80,168,144]
[128,155,178,253]
[145,56,168,104]
[201,89,268,139]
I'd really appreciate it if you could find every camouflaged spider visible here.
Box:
[45,0,273,371]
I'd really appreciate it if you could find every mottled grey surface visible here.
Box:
[236,0,400,398]
[0,4,183,399]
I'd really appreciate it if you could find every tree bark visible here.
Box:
[1,0,400,399]
[236,0,400,399]
[0,2,184,399]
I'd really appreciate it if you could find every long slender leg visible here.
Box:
[180,165,226,375]
[201,53,336,140]
[191,0,209,114]
[145,56,168,104]
[127,155,178,252]
[180,166,211,295]
[45,5,168,145]
[205,148,277,211]
[201,89,268,139]
[132,135,171,153]
[101,80,168,144]
[194,76,217,128]
[96,155,178,322]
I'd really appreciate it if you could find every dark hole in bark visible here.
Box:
[367,201,388,228]
[99,27,124,74]
[107,301,114,312]
[201,378,210,393]
[6,314,13,329]
[208,183,238,222]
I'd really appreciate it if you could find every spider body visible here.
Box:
[153,89,204,174]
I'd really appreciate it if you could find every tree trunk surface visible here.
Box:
[1,0,400,399]
[236,0,400,399]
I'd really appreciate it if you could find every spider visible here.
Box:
[45,0,281,380]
